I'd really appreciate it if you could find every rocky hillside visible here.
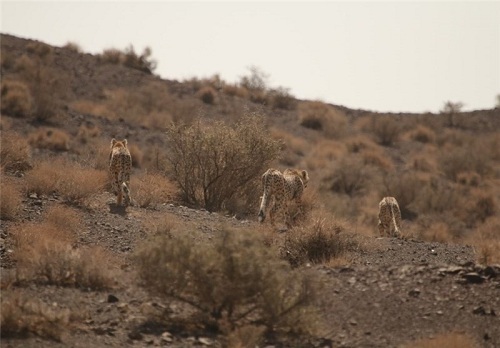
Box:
[1,34,500,347]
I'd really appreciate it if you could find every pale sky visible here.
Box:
[1,1,499,113]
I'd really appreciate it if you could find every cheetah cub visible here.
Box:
[109,138,132,206]
[377,196,402,237]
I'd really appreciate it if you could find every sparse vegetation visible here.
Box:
[0,178,23,220]
[1,131,32,173]
[136,227,321,335]
[132,172,178,208]
[165,114,281,211]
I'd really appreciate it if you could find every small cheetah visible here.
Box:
[378,196,402,237]
[258,168,309,227]
[109,138,132,206]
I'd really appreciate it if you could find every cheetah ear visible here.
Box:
[111,138,117,147]
[123,139,128,146]
[301,170,309,181]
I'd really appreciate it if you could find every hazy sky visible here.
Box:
[1,1,499,113]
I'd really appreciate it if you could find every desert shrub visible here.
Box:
[1,79,33,117]
[298,101,348,138]
[28,127,70,151]
[408,154,437,173]
[344,135,378,153]
[1,293,70,341]
[270,87,296,110]
[76,122,100,144]
[306,139,345,171]
[403,331,478,348]
[470,217,500,265]
[197,86,217,105]
[222,83,249,98]
[281,215,361,268]
[419,222,453,243]
[25,159,107,205]
[136,227,321,334]
[324,156,375,196]
[462,191,496,228]
[0,131,32,173]
[239,66,268,92]
[413,176,460,214]
[440,147,490,182]
[98,45,157,74]
[132,172,178,208]
[63,41,82,53]
[26,42,53,60]
[407,125,436,143]
[12,206,113,289]
[165,115,281,211]
[270,128,308,167]
[360,115,401,146]
[128,143,143,168]
[456,171,481,187]
[225,325,266,348]
[361,149,394,172]
[0,179,23,220]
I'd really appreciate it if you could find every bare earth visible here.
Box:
[1,190,499,348]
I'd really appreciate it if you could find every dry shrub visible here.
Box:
[359,115,401,146]
[456,171,481,187]
[197,86,217,105]
[0,131,32,173]
[298,101,347,138]
[98,45,157,74]
[132,172,178,208]
[344,134,378,153]
[26,42,53,59]
[143,213,180,237]
[136,227,321,335]
[12,211,112,289]
[408,154,437,173]
[306,139,345,171]
[413,176,459,214]
[76,122,100,144]
[225,325,266,348]
[285,187,318,227]
[406,124,436,143]
[1,293,70,341]
[270,87,296,110]
[222,84,249,98]
[63,41,82,53]
[281,215,361,268]
[462,191,497,228]
[324,156,375,197]
[28,127,70,151]
[270,128,306,167]
[0,178,23,220]
[403,332,479,348]
[25,159,107,205]
[128,143,143,168]
[440,146,490,182]
[470,217,500,265]
[420,222,453,243]
[1,79,33,117]
[361,149,394,172]
[165,115,281,211]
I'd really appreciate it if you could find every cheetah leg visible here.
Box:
[377,220,385,237]
[269,198,281,226]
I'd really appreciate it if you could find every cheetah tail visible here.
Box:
[390,203,400,236]
[258,192,268,223]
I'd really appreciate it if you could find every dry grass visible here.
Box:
[357,115,401,146]
[1,292,71,341]
[0,131,32,173]
[0,177,23,220]
[469,217,500,265]
[12,206,114,289]
[298,101,348,138]
[76,122,100,144]
[25,158,107,205]
[403,332,479,348]
[1,79,33,117]
[405,124,436,143]
[28,127,70,152]
[197,86,217,105]
[305,139,346,171]
[282,214,361,267]
[132,172,178,208]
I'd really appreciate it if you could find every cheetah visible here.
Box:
[258,168,309,227]
[109,138,132,206]
[378,196,402,237]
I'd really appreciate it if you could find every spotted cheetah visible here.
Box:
[258,168,309,227]
[109,138,132,206]
[378,196,402,237]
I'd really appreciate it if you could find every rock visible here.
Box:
[107,294,119,303]
[198,337,213,345]
[461,272,486,284]
[128,330,143,340]
[408,289,421,297]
